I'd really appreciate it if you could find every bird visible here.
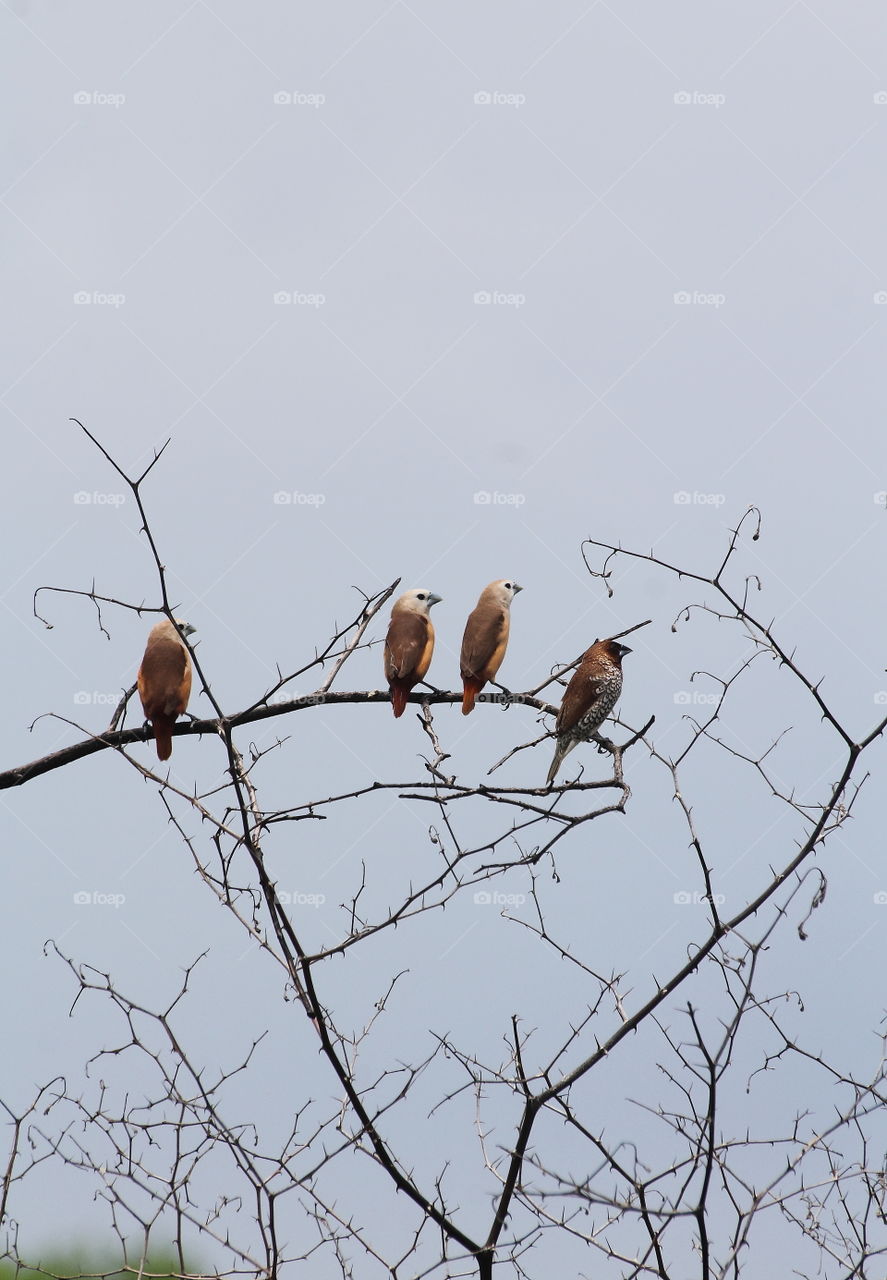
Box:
[383,589,442,717]
[137,618,196,761]
[546,638,632,786]
[459,579,523,714]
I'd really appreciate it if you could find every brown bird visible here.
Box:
[383,588,442,718]
[137,618,196,761]
[546,638,632,786]
[460,579,523,714]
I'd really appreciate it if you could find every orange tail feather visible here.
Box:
[153,716,173,761]
[462,679,482,715]
[390,684,409,718]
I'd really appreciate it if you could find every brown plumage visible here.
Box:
[460,579,523,714]
[383,589,442,718]
[546,639,632,785]
[137,619,196,761]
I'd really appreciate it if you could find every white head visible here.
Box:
[482,579,523,608]
[393,588,443,617]
[149,617,196,643]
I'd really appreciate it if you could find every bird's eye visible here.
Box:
[417,593,426,600]
[505,582,512,589]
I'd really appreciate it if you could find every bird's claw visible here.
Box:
[492,684,515,709]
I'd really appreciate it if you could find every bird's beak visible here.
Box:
[620,644,632,655]
[428,594,443,607]
[513,583,524,593]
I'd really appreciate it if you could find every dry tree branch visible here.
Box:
[7,431,886,1280]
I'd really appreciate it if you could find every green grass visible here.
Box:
[0,1256,199,1280]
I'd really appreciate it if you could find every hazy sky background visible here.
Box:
[2,2,886,1273]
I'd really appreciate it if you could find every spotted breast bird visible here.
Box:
[546,638,632,786]
[137,618,196,761]
[460,579,523,714]
[384,589,442,718]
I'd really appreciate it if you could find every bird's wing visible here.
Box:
[384,613,430,681]
[555,670,608,735]
[138,637,190,718]
[460,604,507,680]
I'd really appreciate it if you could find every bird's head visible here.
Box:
[604,640,632,663]
[393,588,442,617]
[485,579,523,606]
[174,618,197,639]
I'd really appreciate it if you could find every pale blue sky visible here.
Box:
[2,3,886,1273]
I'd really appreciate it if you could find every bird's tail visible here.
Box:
[462,678,482,715]
[390,684,408,718]
[153,715,174,761]
[546,739,569,786]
